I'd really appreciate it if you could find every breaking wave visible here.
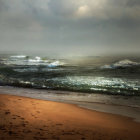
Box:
[101,59,140,69]
[2,55,65,67]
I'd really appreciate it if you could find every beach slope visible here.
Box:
[0,94,140,140]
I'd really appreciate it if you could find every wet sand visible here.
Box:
[0,94,140,140]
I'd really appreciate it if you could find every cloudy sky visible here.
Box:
[0,0,140,56]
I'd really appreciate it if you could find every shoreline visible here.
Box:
[0,94,140,140]
[2,93,140,122]
[0,86,140,122]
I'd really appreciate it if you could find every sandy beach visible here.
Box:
[0,94,140,140]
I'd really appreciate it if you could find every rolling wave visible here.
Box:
[101,59,140,69]
[2,55,65,67]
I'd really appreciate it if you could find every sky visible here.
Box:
[0,0,140,56]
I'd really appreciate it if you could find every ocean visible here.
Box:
[0,54,140,95]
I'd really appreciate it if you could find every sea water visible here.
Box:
[0,54,140,95]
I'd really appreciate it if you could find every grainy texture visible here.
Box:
[0,94,140,140]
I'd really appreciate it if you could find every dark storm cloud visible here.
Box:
[0,0,140,56]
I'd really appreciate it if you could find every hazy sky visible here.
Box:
[0,0,140,56]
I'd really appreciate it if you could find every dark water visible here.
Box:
[0,54,140,95]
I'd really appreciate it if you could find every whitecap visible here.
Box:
[27,56,48,64]
[10,55,27,58]
[101,59,140,69]
[48,61,64,67]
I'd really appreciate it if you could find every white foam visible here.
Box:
[35,56,41,60]
[48,61,64,67]
[27,56,48,64]
[28,59,41,63]
[10,55,26,58]
[113,59,139,67]
[101,59,140,69]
